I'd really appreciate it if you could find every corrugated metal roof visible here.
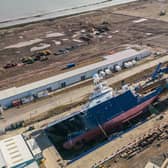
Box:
[0,135,34,167]
[0,49,149,101]
[0,149,6,168]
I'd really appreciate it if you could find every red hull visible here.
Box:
[63,96,157,149]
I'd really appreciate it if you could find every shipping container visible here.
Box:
[36,90,48,98]
[21,96,34,104]
[12,99,21,107]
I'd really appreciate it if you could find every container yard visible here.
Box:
[0,0,168,168]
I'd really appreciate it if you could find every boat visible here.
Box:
[45,64,168,150]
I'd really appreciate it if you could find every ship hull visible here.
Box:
[63,95,158,149]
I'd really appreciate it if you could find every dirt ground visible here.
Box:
[115,0,168,22]
[0,0,168,89]
[109,141,168,168]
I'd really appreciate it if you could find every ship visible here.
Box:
[45,63,168,150]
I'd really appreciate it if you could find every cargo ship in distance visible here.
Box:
[45,64,168,150]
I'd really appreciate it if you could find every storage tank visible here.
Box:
[124,62,129,68]
[99,71,106,77]
[115,65,121,72]
[132,60,137,65]
[128,61,133,67]
[105,68,111,75]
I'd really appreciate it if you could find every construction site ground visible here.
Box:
[0,0,168,89]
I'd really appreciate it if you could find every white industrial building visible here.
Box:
[0,135,42,168]
[0,48,151,109]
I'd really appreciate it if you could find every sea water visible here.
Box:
[0,0,137,28]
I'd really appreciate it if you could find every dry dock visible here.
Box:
[0,0,168,168]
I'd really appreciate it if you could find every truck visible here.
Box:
[66,63,76,69]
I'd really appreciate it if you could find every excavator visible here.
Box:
[136,63,168,94]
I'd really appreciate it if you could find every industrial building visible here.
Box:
[145,159,168,168]
[0,48,151,109]
[0,135,42,168]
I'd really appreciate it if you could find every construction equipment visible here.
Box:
[151,63,168,81]
[160,10,166,16]
[32,50,51,61]
[151,62,162,80]
[160,64,168,74]
[21,57,35,64]
[95,24,109,33]
[159,0,166,16]
[3,63,17,69]
[39,55,48,61]
[37,50,51,56]
[66,63,76,69]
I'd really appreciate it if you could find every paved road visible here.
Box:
[0,55,168,129]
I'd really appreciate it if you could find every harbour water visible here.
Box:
[0,0,137,28]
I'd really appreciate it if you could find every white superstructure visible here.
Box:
[82,75,113,110]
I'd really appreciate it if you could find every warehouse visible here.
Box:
[0,49,151,109]
[0,135,42,168]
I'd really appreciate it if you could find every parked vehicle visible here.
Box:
[3,63,17,69]
[66,63,76,69]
